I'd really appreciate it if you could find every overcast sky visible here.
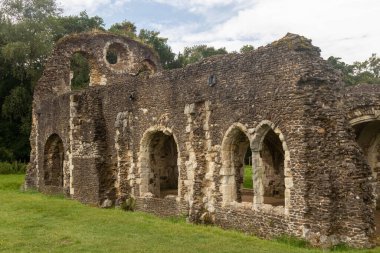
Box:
[58,0,380,63]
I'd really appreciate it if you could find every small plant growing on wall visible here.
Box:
[120,196,136,211]
[200,210,215,225]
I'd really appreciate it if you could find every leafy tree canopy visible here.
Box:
[240,45,254,54]
[108,22,177,69]
[327,54,380,85]
[108,20,136,38]
[0,0,104,161]
[176,45,228,67]
[53,11,105,41]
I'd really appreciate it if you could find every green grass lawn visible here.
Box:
[0,175,378,253]
[243,165,253,189]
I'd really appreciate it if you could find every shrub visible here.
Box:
[120,196,136,211]
[0,161,27,174]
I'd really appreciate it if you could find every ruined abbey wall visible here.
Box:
[25,32,380,248]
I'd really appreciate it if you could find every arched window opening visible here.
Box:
[243,148,253,191]
[260,129,285,206]
[43,134,64,188]
[140,131,179,198]
[70,52,90,90]
[221,126,252,205]
[252,121,290,213]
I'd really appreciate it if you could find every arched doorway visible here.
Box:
[43,134,64,188]
[139,130,179,198]
[252,121,291,214]
[352,120,380,238]
[353,120,380,206]
[220,125,252,205]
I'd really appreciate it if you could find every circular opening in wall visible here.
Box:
[106,50,118,64]
[104,42,129,72]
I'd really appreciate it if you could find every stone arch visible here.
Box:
[138,59,157,76]
[43,134,64,188]
[69,51,103,88]
[138,126,180,198]
[347,108,380,126]
[251,120,291,215]
[220,123,252,206]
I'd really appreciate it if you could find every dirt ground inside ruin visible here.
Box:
[241,190,285,206]
[160,189,284,206]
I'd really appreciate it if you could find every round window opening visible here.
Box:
[106,50,118,65]
[104,42,129,72]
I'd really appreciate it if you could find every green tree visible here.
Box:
[327,55,380,85]
[240,45,254,54]
[351,54,380,84]
[0,0,104,161]
[177,45,227,67]
[0,0,61,161]
[327,56,356,85]
[108,23,177,69]
[109,20,137,38]
[138,29,176,69]
[53,11,104,41]
[1,0,61,22]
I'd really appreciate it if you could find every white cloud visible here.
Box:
[57,0,380,63]
[57,0,107,15]
[58,0,247,16]
[150,0,251,13]
[57,0,132,16]
[159,0,380,62]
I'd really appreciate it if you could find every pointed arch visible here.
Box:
[251,120,291,215]
[220,123,252,206]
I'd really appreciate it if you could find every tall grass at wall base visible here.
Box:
[0,161,27,174]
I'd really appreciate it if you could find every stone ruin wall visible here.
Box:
[25,31,380,248]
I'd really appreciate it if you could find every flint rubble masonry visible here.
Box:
[25,31,380,248]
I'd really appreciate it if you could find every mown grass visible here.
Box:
[0,175,379,253]
[243,165,253,189]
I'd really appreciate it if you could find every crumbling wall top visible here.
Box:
[34,31,161,101]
